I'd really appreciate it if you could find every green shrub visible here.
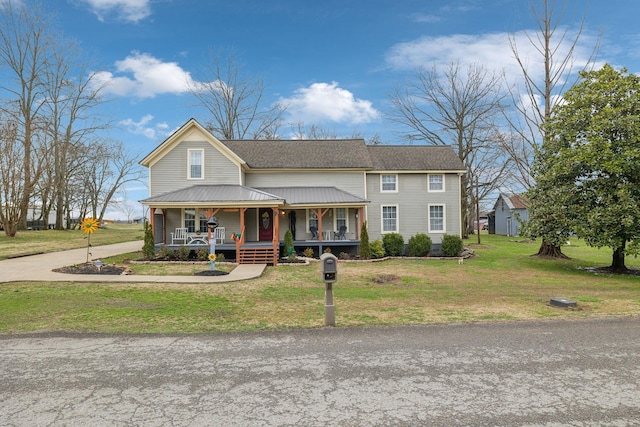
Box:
[370,239,385,258]
[216,252,225,262]
[176,245,191,261]
[284,229,294,256]
[359,221,371,259]
[142,222,155,259]
[158,246,175,260]
[383,232,405,256]
[339,252,351,260]
[441,234,463,257]
[196,248,209,261]
[303,247,315,258]
[287,252,298,263]
[408,233,432,256]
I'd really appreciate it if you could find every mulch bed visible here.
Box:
[53,263,129,275]
[193,270,230,276]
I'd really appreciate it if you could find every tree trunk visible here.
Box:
[535,239,568,259]
[610,246,627,272]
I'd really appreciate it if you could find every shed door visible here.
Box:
[259,208,273,241]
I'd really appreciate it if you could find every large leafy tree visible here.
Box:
[534,64,640,271]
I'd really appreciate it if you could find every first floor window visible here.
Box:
[308,210,318,231]
[382,205,398,233]
[429,205,445,232]
[184,209,208,233]
[335,208,347,231]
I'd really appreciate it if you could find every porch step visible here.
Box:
[239,247,278,265]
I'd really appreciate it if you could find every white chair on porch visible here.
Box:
[214,227,225,244]
[171,227,188,244]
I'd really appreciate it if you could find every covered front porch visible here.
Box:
[142,185,368,265]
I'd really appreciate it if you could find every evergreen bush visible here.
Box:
[142,222,155,259]
[408,233,432,256]
[284,229,294,257]
[359,221,371,259]
[441,234,463,257]
[383,232,405,256]
[370,239,385,258]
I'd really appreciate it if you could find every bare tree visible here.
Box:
[79,140,144,223]
[506,0,599,256]
[43,50,107,229]
[0,115,23,236]
[189,50,286,140]
[0,1,53,230]
[388,61,507,236]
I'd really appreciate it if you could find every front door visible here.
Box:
[259,208,273,241]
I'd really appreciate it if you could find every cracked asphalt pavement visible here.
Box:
[1,318,639,426]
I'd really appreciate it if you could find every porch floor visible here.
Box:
[159,239,361,256]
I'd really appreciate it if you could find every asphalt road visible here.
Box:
[1,318,639,426]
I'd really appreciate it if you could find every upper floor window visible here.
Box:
[188,149,204,179]
[428,174,444,192]
[381,174,398,192]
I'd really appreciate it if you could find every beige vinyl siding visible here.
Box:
[245,171,366,198]
[366,172,461,243]
[150,140,241,196]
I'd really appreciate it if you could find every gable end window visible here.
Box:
[188,149,204,179]
[428,174,444,192]
[381,174,398,192]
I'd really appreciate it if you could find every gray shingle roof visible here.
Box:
[220,139,464,171]
[221,139,373,169]
[257,187,367,205]
[366,145,465,171]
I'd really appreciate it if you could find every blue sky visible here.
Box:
[20,0,640,218]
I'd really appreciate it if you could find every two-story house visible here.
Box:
[140,119,466,264]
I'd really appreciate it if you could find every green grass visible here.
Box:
[1,233,639,334]
[0,223,144,260]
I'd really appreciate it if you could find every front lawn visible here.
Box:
[0,234,639,334]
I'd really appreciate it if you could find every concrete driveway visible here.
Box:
[1,318,639,426]
[0,241,266,283]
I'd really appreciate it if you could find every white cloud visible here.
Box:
[280,82,380,125]
[79,0,151,23]
[119,114,170,140]
[385,30,600,84]
[95,52,198,98]
[411,13,441,23]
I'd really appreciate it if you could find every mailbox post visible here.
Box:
[207,216,218,270]
[319,252,338,326]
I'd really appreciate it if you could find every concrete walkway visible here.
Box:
[0,240,267,283]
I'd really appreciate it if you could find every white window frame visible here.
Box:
[428,204,446,233]
[428,174,445,192]
[188,149,204,180]
[381,205,398,233]
[184,209,208,233]
[334,208,347,231]
[380,174,398,193]
[307,209,318,232]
